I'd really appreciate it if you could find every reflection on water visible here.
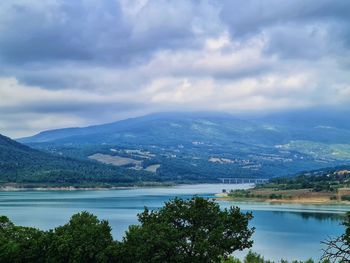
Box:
[0,184,347,262]
[272,210,345,222]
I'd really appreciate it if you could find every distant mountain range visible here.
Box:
[20,109,350,145]
[16,110,350,182]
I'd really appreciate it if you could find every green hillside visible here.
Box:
[0,134,159,187]
[19,111,350,179]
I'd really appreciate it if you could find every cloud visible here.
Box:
[220,0,350,59]
[0,0,349,137]
[0,0,219,65]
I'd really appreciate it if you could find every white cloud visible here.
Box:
[0,0,350,137]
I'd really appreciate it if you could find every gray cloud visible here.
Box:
[0,0,215,66]
[220,0,350,36]
[220,0,350,59]
[0,0,350,137]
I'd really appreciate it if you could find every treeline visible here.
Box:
[0,197,253,263]
[222,251,324,263]
[1,197,348,263]
[261,169,350,192]
[0,133,264,187]
[0,155,162,186]
[0,134,165,186]
[31,142,268,182]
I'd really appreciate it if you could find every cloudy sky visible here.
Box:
[0,0,350,137]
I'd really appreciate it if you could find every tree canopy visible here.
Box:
[0,197,254,263]
[45,212,117,263]
[119,197,254,263]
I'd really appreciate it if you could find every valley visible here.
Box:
[1,111,350,188]
[17,111,350,185]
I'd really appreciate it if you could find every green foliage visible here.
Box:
[223,252,327,263]
[228,190,285,200]
[0,197,340,262]
[221,256,242,263]
[0,197,254,263]
[228,189,253,198]
[0,212,119,263]
[0,216,47,263]
[265,170,350,193]
[4,123,350,187]
[268,194,282,199]
[0,134,162,187]
[19,111,350,182]
[46,212,116,263]
[244,251,272,263]
[341,195,350,201]
[117,197,254,263]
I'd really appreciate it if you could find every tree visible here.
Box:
[119,196,254,263]
[322,212,350,262]
[46,211,117,263]
[0,216,47,263]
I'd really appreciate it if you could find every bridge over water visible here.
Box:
[218,178,269,184]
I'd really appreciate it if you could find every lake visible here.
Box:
[0,184,347,261]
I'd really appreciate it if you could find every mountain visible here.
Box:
[0,134,158,187]
[18,110,350,180]
[19,112,246,145]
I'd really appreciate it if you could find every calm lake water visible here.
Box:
[0,184,347,261]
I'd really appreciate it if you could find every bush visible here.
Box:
[341,195,350,201]
[269,194,282,199]
[244,251,271,263]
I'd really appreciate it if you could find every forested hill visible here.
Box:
[18,110,350,179]
[0,134,158,187]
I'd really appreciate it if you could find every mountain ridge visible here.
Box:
[18,112,241,143]
[16,110,350,180]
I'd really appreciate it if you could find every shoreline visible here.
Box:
[215,193,350,205]
[0,183,177,191]
[0,182,250,192]
[0,182,244,192]
[0,186,136,191]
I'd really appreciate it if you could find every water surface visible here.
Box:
[0,184,347,261]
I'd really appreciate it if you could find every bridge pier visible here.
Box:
[218,178,269,184]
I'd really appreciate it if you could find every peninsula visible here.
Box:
[218,168,350,205]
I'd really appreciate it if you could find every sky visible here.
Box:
[0,0,350,137]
